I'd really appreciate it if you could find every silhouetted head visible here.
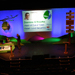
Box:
[6,37,8,40]
[17,34,19,37]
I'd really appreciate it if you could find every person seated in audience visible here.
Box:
[5,37,10,43]
[0,40,3,45]
[0,42,2,45]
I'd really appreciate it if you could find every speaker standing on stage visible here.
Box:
[16,34,21,50]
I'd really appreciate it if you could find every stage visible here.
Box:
[0,43,75,61]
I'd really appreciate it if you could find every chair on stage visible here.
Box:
[25,57,31,59]
[32,55,44,64]
[44,54,50,58]
[32,55,44,60]
[51,55,56,58]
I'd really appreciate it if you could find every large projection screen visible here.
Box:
[22,10,52,32]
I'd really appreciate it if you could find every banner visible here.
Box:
[0,46,10,51]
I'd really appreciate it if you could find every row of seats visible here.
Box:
[9,57,75,74]
[0,57,75,75]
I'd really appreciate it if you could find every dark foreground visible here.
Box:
[0,56,75,75]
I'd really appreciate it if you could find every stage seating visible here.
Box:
[25,57,31,59]
[0,57,75,75]
[51,55,56,58]
[0,59,10,74]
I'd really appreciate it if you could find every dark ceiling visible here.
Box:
[0,0,75,10]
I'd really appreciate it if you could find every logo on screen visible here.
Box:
[47,26,49,28]
[43,10,51,20]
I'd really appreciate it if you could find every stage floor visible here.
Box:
[0,43,75,60]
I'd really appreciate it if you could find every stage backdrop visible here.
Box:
[0,8,75,40]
